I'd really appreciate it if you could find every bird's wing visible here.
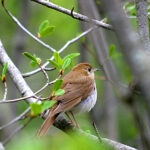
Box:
[52,79,95,114]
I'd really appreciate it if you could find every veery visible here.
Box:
[37,63,99,136]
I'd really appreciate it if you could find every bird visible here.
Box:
[37,63,99,137]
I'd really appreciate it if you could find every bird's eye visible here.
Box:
[88,68,91,72]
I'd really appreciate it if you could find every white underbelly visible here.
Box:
[70,85,97,114]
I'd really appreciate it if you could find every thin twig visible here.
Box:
[31,0,113,30]
[2,81,7,101]
[39,63,49,83]
[22,26,97,77]
[2,117,33,145]
[1,0,56,52]
[93,122,102,143]
[22,67,55,78]
[0,107,30,130]
[0,75,61,103]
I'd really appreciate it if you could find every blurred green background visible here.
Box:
[0,0,140,149]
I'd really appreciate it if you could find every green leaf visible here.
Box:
[125,67,132,81]
[70,59,74,68]
[2,62,8,77]
[23,52,37,62]
[85,130,91,134]
[39,20,49,32]
[36,57,41,65]
[124,3,136,16]
[53,51,63,65]
[0,76,2,81]
[55,89,65,96]
[42,100,57,111]
[109,44,116,57]
[53,79,63,92]
[111,53,122,59]
[62,58,71,70]
[63,53,80,63]
[30,60,37,68]
[30,103,42,116]
[47,59,61,71]
[81,36,85,43]
[39,26,55,37]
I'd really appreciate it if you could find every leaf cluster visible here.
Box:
[0,62,8,82]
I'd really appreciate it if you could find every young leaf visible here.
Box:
[47,59,61,71]
[69,59,74,68]
[53,79,63,92]
[39,20,49,32]
[55,89,65,96]
[62,58,71,70]
[0,76,2,80]
[30,60,37,68]
[39,26,55,37]
[42,100,57,111]
[111,53,122,59]
[23,52,37,62]
[30,103,42,116]
[36,57,41,65]
[109,44,116,57]
[53,51,63,66]
[63,53,80,63]
[2,62,8,77]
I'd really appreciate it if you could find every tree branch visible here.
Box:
[0,40,36,103]
[31,0,112,30]
[135,0,150,51]
[0,107,30,130]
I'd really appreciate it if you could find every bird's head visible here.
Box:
[72,63,100,79]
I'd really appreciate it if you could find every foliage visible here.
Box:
[48,51,80,72]
[23,52,41,67]
[30,100,57,116]
[38,20,55,38]
[123,2,136,16]
[0,62,8,82]
[108,44,122,59]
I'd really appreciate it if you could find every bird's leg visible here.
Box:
[69,111,79,128]
[65,112,74,125]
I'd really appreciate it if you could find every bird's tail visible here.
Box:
[36,105,58,137]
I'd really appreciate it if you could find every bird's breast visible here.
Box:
[70,84,97,114]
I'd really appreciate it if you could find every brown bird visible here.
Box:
[37,63,99,136]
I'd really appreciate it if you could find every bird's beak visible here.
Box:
[93,68,101,72]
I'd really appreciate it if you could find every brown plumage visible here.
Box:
[37,63,97,137]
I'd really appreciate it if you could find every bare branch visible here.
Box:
[2,81,7,101]
[0,143,4,150]
[0,77,59,103]
[31,0,112,30]
[0,40,36,103]
[0,107,30,130]
[1,0,56,52]
[39,64,49,83]
[22,67,55,78]
[2,117,33,145]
